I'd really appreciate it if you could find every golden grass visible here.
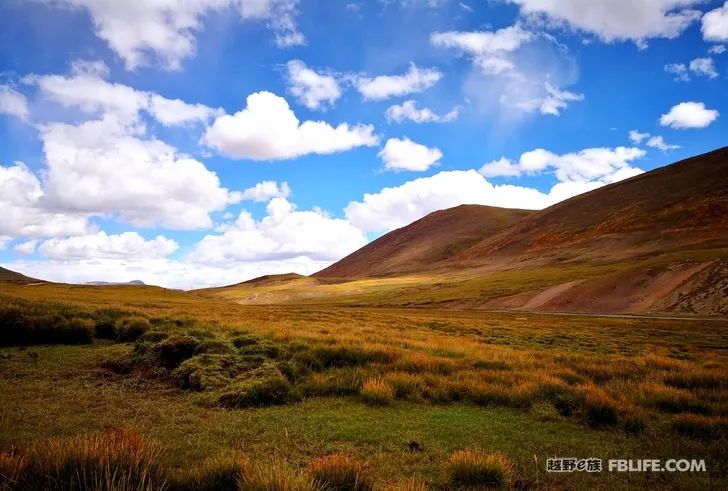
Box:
[360,378,396,406]
[307,454,373,491]
[445,449,513,488]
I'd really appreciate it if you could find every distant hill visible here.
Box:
[0,267,43,285]
[316,205,532,278]
[85,280,146,286]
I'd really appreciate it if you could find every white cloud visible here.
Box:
[665,62,690,81]
[0,162,92,238]
[378,137,443,172]
[39,115,241,229]
[286,60,341,110]
[432,25,582,116]
[38,232,178,260]
[511,0,703,47]
[240,181,291,202]
[708,44,726,54]
[345,168,639,233]
[189,198,367,266]
[629,130,679,151]
[431,25,532,75]
[659,101,719,128]
[479,146,646,182]
[31,64,220,126]
[645,135,680,151]
[53,0,304,70]
[702,1,728,42]
[14,240,38,255]
[688,57,718,78]
[354,63,442,100]
[385,100,459,123]
[628,129,650,144]
[0,85,29,120]
[512,81,583,116]
[201,91,378,160]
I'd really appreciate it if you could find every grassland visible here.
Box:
[0,284,726,489]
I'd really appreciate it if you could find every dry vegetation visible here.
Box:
[0,285,726,489]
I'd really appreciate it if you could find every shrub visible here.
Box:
[0,448,26,491]
[175,354,246,391]
[58,317,96,344]
[197,339,235,355]
[138,331,169,343]
[446,449,512,488]
[307,454,373,491]
[239,461,317,491]
[94,318,118,340]
[116,317,151,342]
[154,333,200,368]
[361,378,395,406]
[218,363,292,408]
[20,428,165,491]
[670,414,724,440]
[231,334,259,348]
[169,452,247,491]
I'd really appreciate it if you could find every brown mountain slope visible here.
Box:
[0,266,42,285]
[315,205,533,278]
[458,146,728,264]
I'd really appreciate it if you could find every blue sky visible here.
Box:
[0,0,726,288]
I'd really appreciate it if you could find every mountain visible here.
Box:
[0,267,43,285]
[316,205,533,278]
[198,147,728,316]
[456,146,728,264]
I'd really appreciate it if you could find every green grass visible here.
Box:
[0,344,724,489]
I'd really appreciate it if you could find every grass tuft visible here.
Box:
[307,454,373,491]
[360,378,396,406]
[445,449,513,488]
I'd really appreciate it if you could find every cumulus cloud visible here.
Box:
[708,44,726,54]
[38,232,178,260]
[378,137,443,172]
[0,85,29,120]
[385,100,459,123]
[0,162,92,238]
[345,169,638,233]
[30,63,221,125]
[39,115,241,229]
[240,181,291,202]
[702,1,728,42]
[201,91,378,160]
[511,0,703,48]
[52,0,304,70]
[286,60,341,110]
[479,146,646,182]
[188,197,367,266]
[659,101,719,128]
[354,63,442,100]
